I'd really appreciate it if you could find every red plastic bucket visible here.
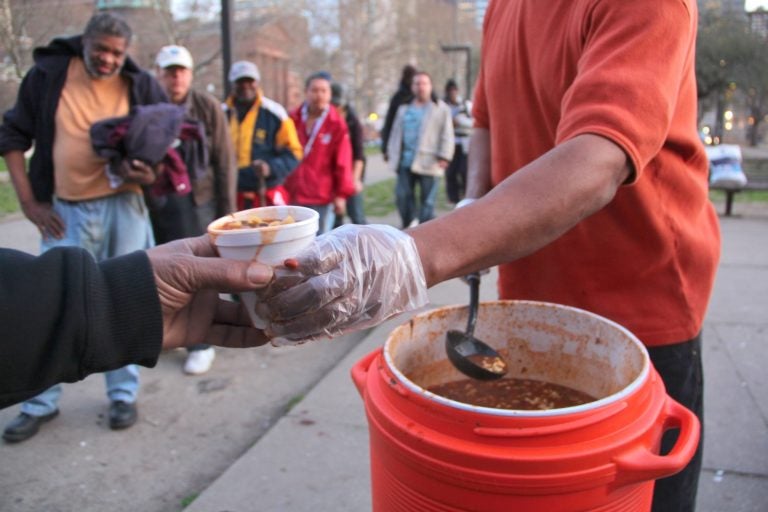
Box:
[351,301,699,512]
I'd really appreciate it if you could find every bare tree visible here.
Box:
[0,0,26,79]
[0,0,92,112]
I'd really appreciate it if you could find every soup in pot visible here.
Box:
[427,377,597,410]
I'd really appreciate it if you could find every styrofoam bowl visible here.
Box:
[208,206,319,327]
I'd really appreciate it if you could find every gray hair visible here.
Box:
[83,12,133,44]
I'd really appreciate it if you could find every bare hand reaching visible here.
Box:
[146,235,275,350]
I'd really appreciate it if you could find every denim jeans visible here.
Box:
[299,203,334,234]
[396,165,439,228]
[648,334,704,512]
[20,192,154,416]
[333,192,367,228]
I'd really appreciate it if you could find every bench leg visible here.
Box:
[724,191,734,216]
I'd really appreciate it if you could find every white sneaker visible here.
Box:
[183,347,216,375]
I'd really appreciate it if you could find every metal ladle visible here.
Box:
[445,273,509,380]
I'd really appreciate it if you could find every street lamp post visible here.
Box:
[221,0,234,97]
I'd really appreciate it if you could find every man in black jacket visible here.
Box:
[0,236,274,411]
[0,12,168,442]
[331,82,367,227]
[380,65,416,162]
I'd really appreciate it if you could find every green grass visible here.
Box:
[284,393,304,412]
[710,189,768,202]
[0,159,6,172]
[364,144,382,157]
[362,177,452,219]
[180,493,198,508]
[0,181,20,215]
[363,178,397,217]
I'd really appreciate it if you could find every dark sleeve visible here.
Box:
[0,248,163,409]
[0,68,40,154]
[346,107,366,163]
[380,94,399,155]
[206,94,236,215]
[133,70,170,106]
[240,146,299,190]
[265,148,299,188]
[332,123,355,198]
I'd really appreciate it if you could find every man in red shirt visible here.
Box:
[261,3,718,510]
[285,72,355,234]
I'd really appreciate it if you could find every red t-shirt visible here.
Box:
[473,0,720,346]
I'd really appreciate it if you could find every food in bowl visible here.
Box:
[426,377,597,410]
[219,214,296,230]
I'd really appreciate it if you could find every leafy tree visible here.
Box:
[696,8,768,145]
[735,29,768,146]
[696,10,754,138]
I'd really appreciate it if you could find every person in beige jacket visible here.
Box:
[387,71,454,228]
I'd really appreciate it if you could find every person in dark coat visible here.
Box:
[380,64,417,161]
[331,82,367,227]
[0,12,167,443]
[0,236,274,411]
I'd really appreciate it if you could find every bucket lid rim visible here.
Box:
[383,300,651,417]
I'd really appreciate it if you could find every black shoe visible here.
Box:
[108,401,137,430]
[2,410,59,443]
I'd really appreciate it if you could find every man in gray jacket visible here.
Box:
[387,71,454,228]
[152,45,236,376]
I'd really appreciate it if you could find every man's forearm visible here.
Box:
[3,150,35,204]
[353,160,364,182]
[411,134,631,286]
[465,128,492,198]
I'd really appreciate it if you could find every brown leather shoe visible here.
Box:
[2,410,59,443]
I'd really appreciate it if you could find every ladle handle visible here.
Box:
[465,272,480,336]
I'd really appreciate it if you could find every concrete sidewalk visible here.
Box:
[186,218,768,510]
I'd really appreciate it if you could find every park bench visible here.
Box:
[710,173,768,216]
[706,144,768,216]
[709,172,768,217]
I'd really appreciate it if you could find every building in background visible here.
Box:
[747,4,768,37]
[1,0,483,122]
[0,0,306,111]
[699,0,749,17]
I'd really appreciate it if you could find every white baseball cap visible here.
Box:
[156,45,194,69]
[229,60,261,83]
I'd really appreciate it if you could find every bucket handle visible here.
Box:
[612,397,700,485]
[351,348,381,397]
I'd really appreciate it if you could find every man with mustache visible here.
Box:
[0,12,167,442]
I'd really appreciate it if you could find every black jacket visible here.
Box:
[380,83,413,157]
[0,247,162,409]
[0,35,168,203]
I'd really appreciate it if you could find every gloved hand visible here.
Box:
[257,224,429,344]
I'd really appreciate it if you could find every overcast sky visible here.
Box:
[745,0,768,11]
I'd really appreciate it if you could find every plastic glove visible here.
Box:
[257,224,429,344]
